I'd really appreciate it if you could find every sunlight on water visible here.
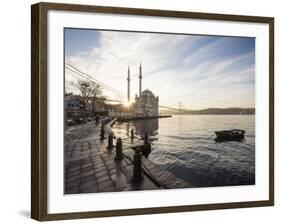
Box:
[112,115,255,187]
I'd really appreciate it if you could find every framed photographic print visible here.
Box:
[31,2,274,221]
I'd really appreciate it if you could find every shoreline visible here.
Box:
[116,115,172,122]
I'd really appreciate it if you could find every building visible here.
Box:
[65,94,109,119]
[127,62,159,117]
[135,89,159,116]
[65,94,84,118]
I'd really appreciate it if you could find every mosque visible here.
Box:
[127,63,159,117]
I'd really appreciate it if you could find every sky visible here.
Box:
[64,28,255,110]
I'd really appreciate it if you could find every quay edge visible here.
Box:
[117,115,172,122]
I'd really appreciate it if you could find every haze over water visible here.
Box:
[113,115,255,187]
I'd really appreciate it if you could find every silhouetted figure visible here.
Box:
[130,129,134,141]
[100,123,105,140]
[95,115,100,126]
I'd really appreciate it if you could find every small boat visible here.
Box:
[215,129,245,142]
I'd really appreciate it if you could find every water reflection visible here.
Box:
[115,118,159,140]
[112,115,255,187]
[133,118,159,138]
[114,119,159,158]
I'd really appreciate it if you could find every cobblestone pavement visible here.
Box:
[64,121,159,194]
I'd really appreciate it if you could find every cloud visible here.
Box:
[65,30,255,109]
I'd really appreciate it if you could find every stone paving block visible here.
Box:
[66,169,81,178]
[81,162,92,169]
[80,174,95,184]
[90,154,99,160]
[92,154,102,160]
[80,179,98,193]
[65,179,80,189]
[65,174,80,184]
[67,160,80,168]
[95,170,107,178]
[120,164,133,181]
[65,186,79,194]
[142,158,192,188]
[67,165,80,172]
[106,163,116,170]
[93,161,105,169]
[89,151,100,157]
[84,158,92,163]
[109,169,116,175]
[81,165,93,173]
[81,169,94,178]
[105,160,115,165]
[96,175,110,184]
[94,166,107,174]
[102,185,115,192]
[98,180,114,191]
[72,151,81,158]
[80,186,98,193]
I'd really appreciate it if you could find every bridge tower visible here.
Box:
[127,66,131,103]
[178,101,183,113]
[139,61,142,97]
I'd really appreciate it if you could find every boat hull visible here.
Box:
[215,129,245,142]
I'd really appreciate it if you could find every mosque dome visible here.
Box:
[141,89,155,97]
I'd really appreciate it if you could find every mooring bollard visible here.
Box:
[100,123,105,140]
[107,133,114,150]
[144,132,149,144]
[115,138,123,160]
[131,148,143,183]
[130,129,134,140]
[143,132,151,157]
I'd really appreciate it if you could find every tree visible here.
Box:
[89,83,101,115]
[77,80,101,118]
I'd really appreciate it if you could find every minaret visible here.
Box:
[139,61,142,97]
[127,66,131,103]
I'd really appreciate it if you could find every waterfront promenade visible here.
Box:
[64,119,191,194]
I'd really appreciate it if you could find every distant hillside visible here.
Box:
[160,107,255,115]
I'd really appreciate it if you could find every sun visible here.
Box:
[123,100,131,108]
